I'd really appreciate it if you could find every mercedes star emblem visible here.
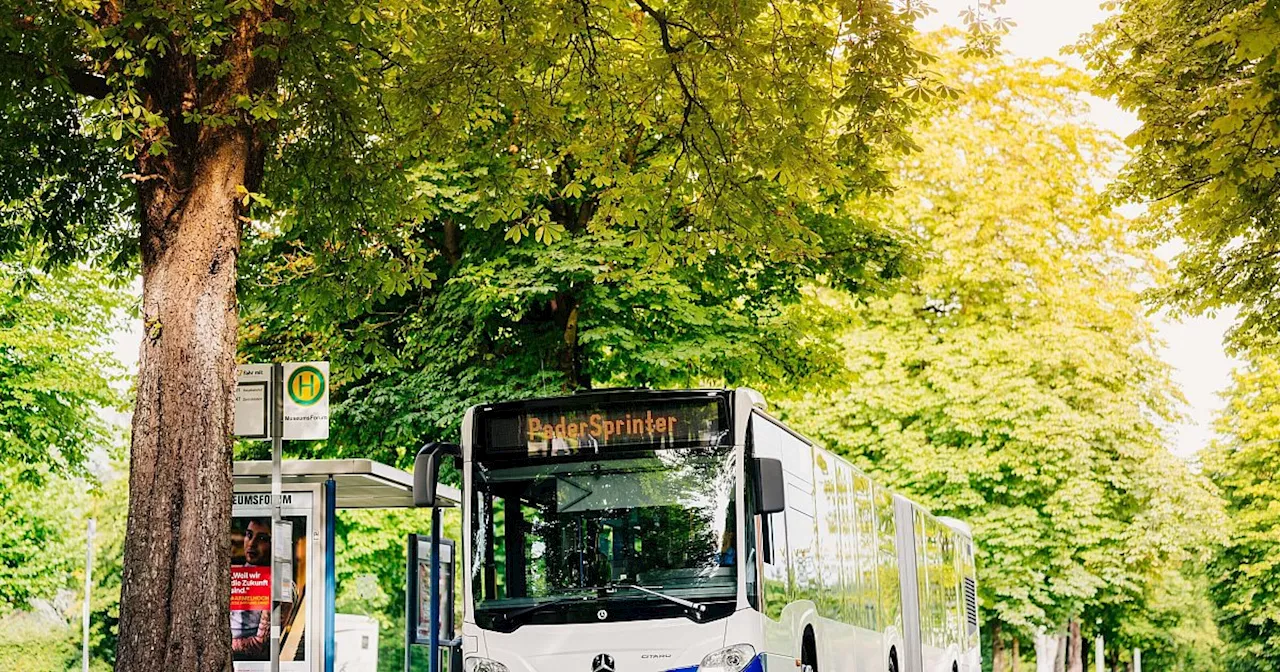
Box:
[592,653,616,672]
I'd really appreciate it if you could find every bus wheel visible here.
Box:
[801,628,818,672]
[888,648,899,672]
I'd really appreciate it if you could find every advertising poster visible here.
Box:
[410,536,455,645]
[232,492,312,671]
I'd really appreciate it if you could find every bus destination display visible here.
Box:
[477,397,725,459]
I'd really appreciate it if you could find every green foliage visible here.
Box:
[1203,353,1280,672]
[1113,565,1225,672]
[1080,0,1280,351]
[0,467,86,612]
[0,619,84,672]
[0,265,125,479]
[84,472,128,668]
[0,467,125,667]
[0,6,134,269]
[240,0,934,462]
[777,44,1221,652]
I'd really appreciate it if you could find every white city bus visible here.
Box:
[420,388,979,672]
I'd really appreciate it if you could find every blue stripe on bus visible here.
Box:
[663,652,767,672]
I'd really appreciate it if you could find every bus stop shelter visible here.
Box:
[233,459,460,672]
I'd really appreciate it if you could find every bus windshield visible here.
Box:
[470,445,737,630]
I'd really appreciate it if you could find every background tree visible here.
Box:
[1202,352,1280,672]
[1080,0,1280,350]
[1104,565,1225,672]
[0,264,124,477]
[0,468,88,612]
[0,264,124,667]
[1081,448,1226,672]
[776,43,1221,671]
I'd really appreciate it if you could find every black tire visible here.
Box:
[888,648,899,672]
[802,628,819,672]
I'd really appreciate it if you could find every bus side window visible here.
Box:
[854,472,879,631]
[927,519,947,648]
[874,486,901,631]
[915,513,931,647]
[836,460,859,628]
[814,450,842,619]
[781,433,816,604]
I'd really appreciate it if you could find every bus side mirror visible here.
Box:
[754,457,786,514]
[414,442,461,508]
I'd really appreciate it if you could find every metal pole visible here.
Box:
[81,518,95,672]
[325,478,337,672]
[406,534,418,672]
[429,507,442,672]
[1133,648,1141,672]
[271,363,284,672]
[1095,635,1103,672]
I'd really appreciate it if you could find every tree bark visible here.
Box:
[114,2,278,670]
[993,621,1009,672]
[1068,620,1084,672]
[1013,636,1021,672]
[553,292,586,389]
[1054,633,1067,672]
[116,131,246,672]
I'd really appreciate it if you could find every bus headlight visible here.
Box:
[698,644,757,672]
[464,657,509,672]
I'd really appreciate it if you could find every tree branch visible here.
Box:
[2,51,109,99]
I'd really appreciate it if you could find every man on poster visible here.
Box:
[231,518,273,659]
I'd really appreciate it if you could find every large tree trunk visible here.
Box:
[114,2,277,669]
[1068,620,1084,672]
[116,130,246,671]
[1013,636,1022,672]
[1054,633,1067,672]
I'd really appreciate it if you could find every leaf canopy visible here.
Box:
[239,0,933,462]
[1080,0,1280,351]
[777,45,1221,650]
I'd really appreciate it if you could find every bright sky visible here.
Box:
[109,0,1239,458]
[921,0,1242,458]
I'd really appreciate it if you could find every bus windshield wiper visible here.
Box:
[498,594,591,623]
[604,582,707,614]
[498,584,707,624]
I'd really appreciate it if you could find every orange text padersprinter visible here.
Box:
[527,411,679,443]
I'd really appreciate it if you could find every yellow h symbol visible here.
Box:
[288,365,325,406]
